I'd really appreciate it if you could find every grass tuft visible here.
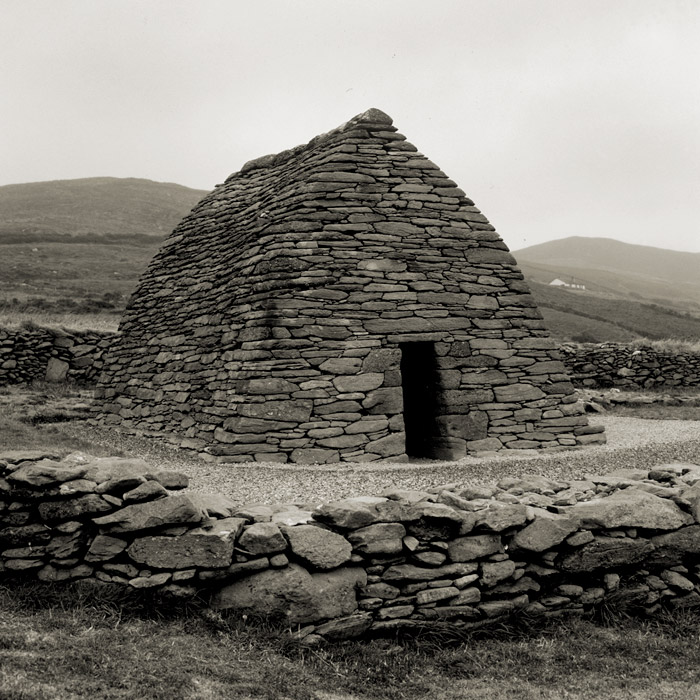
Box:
[628,337,700,356]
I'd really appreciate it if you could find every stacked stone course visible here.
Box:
[561,343,700,390]
[3,451,700,643]
[0,326,113,385]
[94,108,603,462]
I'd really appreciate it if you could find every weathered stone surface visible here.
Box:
[0,523,51,547]
[493,384,545,402]
[238,522,288,555]
[314,612,373,641]
[314,498,385,530]
[45,357,69,382]
[93,494,207,533]
[558,536,655,572]
[347,523,406,555]
[83,458,152,484]
[210,563,367,624]
[122,480,168,503]
[332,373,383,393]
[0,450,62,465]
[405,502,464,540]
[57,479,96,496]
[481,560,516,587]
[682,481,700,521]
[361,582,400,600]
[661,570,694,591]
[46,531,87,559]
[382,562,478,582]
[238,400,313,423]
[38,564,93,582]
[511,515,579,552]
[569,490,693,530]
[476,504,528,532]
[415,586,459,605]
[497,475,566,494]
[448,534,503,562]
[189,493,240,519]
[130,572,171,588]
[85,534,128,562]
[8,462,87,488]
[649,525,700,565]
[127,518,245,569]
[365,433,405,458]
[37,495,113,522]
[151,471,190,490]
[283,525,353,570]
[413,551,446,566]
[95,475,146,495]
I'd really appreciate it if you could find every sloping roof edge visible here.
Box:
[233,108,395,178]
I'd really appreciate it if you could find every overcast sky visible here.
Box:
[2,0,698,252]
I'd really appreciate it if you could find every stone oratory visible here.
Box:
[95,109,605,463]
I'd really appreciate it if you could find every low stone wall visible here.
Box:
[561,343,700,389]
[3,451,700,643]
[0,327,114,385]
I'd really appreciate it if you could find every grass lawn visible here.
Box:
[1,582,700,700]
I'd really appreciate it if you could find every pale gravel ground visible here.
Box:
[64,415,700,507]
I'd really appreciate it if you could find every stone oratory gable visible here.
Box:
[94,108,605,463]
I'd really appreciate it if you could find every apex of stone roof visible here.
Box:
[239,108,397,175]
[351,108,393,126]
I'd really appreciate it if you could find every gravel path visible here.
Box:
[65,415,700,507]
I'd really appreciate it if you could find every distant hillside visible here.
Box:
[515,237,700,310]
[527,281,700,343]
[0,177,208,238]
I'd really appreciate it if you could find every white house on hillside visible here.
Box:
[549,278,586,290]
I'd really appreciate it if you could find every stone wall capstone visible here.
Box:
[3,450,700,644]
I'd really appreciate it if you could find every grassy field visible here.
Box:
[2,383,700,698]
[2,580,700,700]
[529,282,700,343]
[0,239,159,309]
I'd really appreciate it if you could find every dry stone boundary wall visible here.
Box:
[3,451,700,643]
[0,327,113,385]
[560,343,700,390]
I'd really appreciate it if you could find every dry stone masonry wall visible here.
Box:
[561,343,700,390]
[3,451,700,643]
[94,108,603,462]
[0,326,113,385]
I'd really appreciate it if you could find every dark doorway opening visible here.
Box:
[400,342,441,459]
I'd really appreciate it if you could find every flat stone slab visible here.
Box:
[7,462,88,487]
[238,522,287,555]
[0,451,62,465]
[282,525,352,570]
[511,514,579,552]
[127,518,245,569]
[567,489,693,530]
[93,494,207,533]
[83,457,153,484]
[210,563,366,624]
[558,536,655,572]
